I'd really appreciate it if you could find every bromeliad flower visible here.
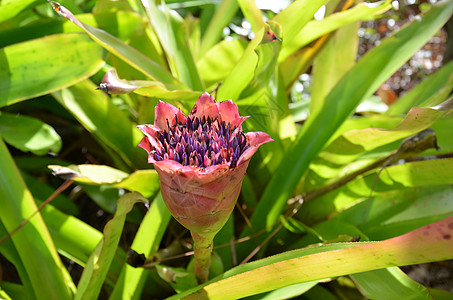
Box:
[137,92,272,283]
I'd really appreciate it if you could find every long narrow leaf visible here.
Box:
[0,112,62,155]
[0,140,73,300]
[141,0,203,90]
[0,33,104,107]
[52,80,144,169]
[50,2,184,90]
[109,193,171,299]
[174,215,453,299]
[243,1,453,244]
[237,0,265,33]
[199,0,238,57]
[273,0,326,59]
[351,268,432,300]
[279,1,391,62]
[388,60,453,115]
[75,192,148,300]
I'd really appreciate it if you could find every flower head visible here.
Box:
[138,93,272,239]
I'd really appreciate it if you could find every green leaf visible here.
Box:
[141,1,203,90]
[0,0,40,23]
[217,22,281,101]
[237,0,265,33]
[317,98,453,166]
[0,139,73,300]
[199,0,238,57]
[273,0,326,59]
[0,11,147,48]
[351,268,432,300]
[245,281,318,300]
[21,171,78,215]
[156,265,198,293]
[0,33,104,107]
[39,201,103,267]
[51,2,184,90]
[0,281,23,300]
[244,0,453,244]
[302,158,453,228]
[388,60,453,115]
[49,164,160,198]
[74,192,148,300]
[197,39,247,89]
[99,69,203,101]
[52,80,144,169]
[0,222,35,299]
[0,112,62,155]
[310,19,358,115]
[109,193,171,299]
[173,216,453,299]
[279,1,392,62]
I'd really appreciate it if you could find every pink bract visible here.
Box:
[137,92,272,239]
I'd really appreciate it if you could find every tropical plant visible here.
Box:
[0,0,452,299]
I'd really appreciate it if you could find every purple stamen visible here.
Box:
[153,116,249,168]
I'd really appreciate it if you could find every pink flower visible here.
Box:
[137,93,273,240]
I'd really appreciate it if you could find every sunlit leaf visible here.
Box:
[279,1,392,62]
[109,193,171,299]
[273,0,326,59]
[243,1,453,248]
[197,39,247,89]
[172,216,453,299]
[50,2,184,89]
[0,0,40,23]
[0,140,73,300]
[199,0,238,57]
[237,0,265,33]
[388,60,453,115]
[141,0,203,90]
[49,164,160,198]
[0,33,104,107]
[52,80,145,170]
[74,192,147,300]
[351,268,432,300]
[0,112,62,155]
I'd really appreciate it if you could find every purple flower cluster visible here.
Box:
[152,116,249,169]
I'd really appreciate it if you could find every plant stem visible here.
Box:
[191,231,214,284]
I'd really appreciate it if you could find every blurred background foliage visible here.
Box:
[0,0,453,299]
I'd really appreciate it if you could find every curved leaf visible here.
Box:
[388,60,453,115]
[199,0,238,57]
[141,0,203,90]
[49,164,160,198]
[0,112,62,155]
[318,98,453,165]
[0,11,147,48]
[173,216,453,299]
[52,79,144,169]
[109,193,171,299]
[74,192,147,300]
[197,39,247,89]
[244,1,453,244]
[273,0,326,59]
[99,69,203,101]
[0,33,104,107]
[50,2,184,90]
[0,0,39,23]
[351,268,432,300]
[0,140,73,300]
[279,1,392,62]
